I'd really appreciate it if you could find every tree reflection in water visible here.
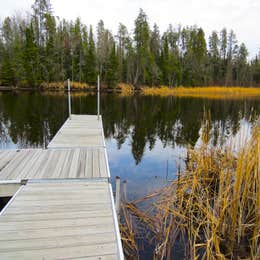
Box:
[0,92,259,197]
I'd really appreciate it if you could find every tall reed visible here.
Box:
[120,118,260,259]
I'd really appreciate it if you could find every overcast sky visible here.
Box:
[0,0,259,58]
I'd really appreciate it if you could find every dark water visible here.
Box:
[0,91,259,199]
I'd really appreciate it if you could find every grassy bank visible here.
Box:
[120,119,260,259]
[40,81,135,95]
[141,86,260,99]
[2,82,260,99]
[40,81,95,90]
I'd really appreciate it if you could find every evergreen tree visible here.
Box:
[1,17,16,85]
[106,43,119,88]
[234,43,248,85]
[86,26,97,84]
[44,13,56,81]
[0,2,259,87]
[23,23,38,86]
[134,9,153,86]
[161,35,170,85]
[150,23,161,85]
[209,31,220,84]
[116,23,128,82]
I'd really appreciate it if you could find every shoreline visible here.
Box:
[1,85,260,99]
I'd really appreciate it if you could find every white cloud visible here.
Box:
[0,0,259,57]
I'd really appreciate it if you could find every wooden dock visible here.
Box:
[0,115,124,259]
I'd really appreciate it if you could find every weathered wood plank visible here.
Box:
[0,115,123,259]
[0,151,16,170]
[0,217,114,231]
[47,115,104,148]
[0,148,109,180]
[0,232,116,252]
[1,210,112,220]
[0,242,117,259]
[0,224,114,241]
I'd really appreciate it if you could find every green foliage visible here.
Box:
[23,24,39,86]
[0,2,259,87]
[86,26,97,85]
[106,43,119,88]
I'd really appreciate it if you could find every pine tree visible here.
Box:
[116,23,128,82]
[150,23,161,85]
[86,26,97,85]
[106,43,119,88]
[44,13,56,81]
[1,17,16,85]
[23,23,38,87]
[0,3,259,88]
[234,43,248,85]
[161,35,170,85]
[209,31,220,84]
[134,9,153,86]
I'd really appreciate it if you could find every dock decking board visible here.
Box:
[0,114,124,259]
[0,181,118,259]
[48,115,105,148]
[0,148,108,180]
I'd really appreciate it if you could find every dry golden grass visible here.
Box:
[117,83,135,96]
[120,118,260,259]
[141,86,260,99]
[41,91,94,97]
[40,81,95,90]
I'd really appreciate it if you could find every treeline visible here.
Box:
[0,0,260,88]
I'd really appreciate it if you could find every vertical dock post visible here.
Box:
[123,180,127,202]
[97,75,100,120]
[68,79,71,119]
[115,176,121,218]
[166,159,169,180]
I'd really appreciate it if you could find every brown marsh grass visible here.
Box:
[40,81,95,90]
[120,118,260,259]
[141,86,260,99]
[117,83,135,96]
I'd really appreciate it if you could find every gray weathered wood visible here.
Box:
[0,148,108,180]
[0,115,123,259]
[0,181,121,259]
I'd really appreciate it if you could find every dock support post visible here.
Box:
[123,180,127,202]
[115,176,121,218]
[97,75,100,120]
[68,79,71,119]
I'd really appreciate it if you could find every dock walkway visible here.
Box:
[0,115,124,259]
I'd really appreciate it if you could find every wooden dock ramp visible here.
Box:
[0,115,124,259]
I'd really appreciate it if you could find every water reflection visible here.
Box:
[0,92,259,198]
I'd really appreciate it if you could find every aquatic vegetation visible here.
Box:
[141,86,260,99]
[120,119,260,259]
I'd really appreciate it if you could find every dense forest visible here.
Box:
[0,0,260,88]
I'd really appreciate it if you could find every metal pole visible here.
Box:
[166,159,169,180]
[115,176,121,218]
[68,79,71,119]
[97,75,100,120]
[123,180,127,202]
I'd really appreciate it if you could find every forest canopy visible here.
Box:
[0,0,260,88]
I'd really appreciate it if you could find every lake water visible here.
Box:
[0,92,259,199]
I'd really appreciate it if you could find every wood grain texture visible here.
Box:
[0,148,108,180]
[0,181,119,259]
[0,115,122,259]
[48,114,105,148]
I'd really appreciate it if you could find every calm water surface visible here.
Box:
[0,92,259,199]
